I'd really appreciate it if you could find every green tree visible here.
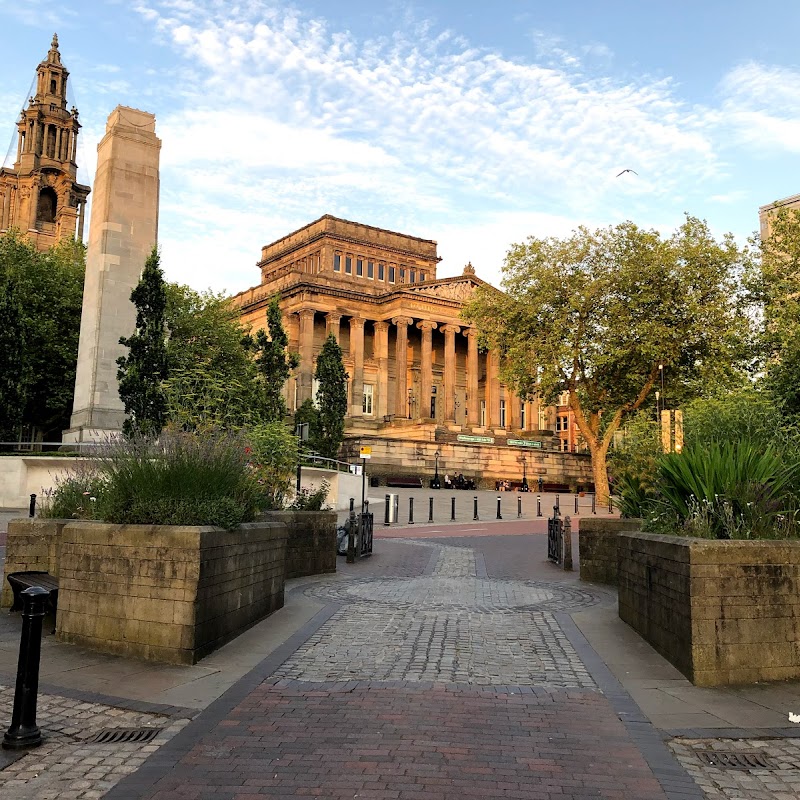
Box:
[464,217,751,502]
[294,398,321,450]
[117,247,168,437]
[0,231,85,440]
[244,296,299,422]
[162,284,263,431]
[755,207,800,413]
[313,333,348,459]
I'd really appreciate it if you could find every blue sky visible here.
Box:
[2,0,799,293]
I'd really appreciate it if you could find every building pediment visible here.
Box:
[404,276,485,302]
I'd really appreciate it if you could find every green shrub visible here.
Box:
[648,441,800,539]
[40,463,106,520]
[290,480,330,511]
[95,428,259,529]
[245,422,299,510]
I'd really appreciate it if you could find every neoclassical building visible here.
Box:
[0,35,90,250]
[233,215,591,488]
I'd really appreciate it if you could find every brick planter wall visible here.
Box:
[618,532,800,686]
[55,521,288,665]
[1,518,70,609]
[578,518,643,585]
[258,510,337,579]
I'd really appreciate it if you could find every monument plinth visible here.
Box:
[63,106,161,443]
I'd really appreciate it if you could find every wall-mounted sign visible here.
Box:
[359,446,372,459]
[457,434,495,444]
[507,438,543,448]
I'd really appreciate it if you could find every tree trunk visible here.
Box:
[589,443,611,505]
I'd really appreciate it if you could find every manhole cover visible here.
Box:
[86,727,163,745]
[696,750,775,770]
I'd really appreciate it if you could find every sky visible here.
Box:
[2,0,799,295]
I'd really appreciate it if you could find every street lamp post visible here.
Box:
[522,458,528,492]
[433,449,441,489]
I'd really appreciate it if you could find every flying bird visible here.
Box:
[616,169,638,177]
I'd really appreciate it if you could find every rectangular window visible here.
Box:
[480,400,486,427]
[367,261,374,279]
[378,262,385,280]
[333,254,341,272]
[345,256,352,274]
[363,384,374,415]
[499,399,506,428]
[410,270,416,283]
[356,258,363,276]
[561,438,570,452]
[430,395,436,418]
[389,266,396,283]
[399,268,405,283]
[520,404,526,430]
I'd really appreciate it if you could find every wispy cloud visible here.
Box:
[122,1,732,291]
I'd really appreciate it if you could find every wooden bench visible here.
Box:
[7,571,59,615]
[385,476,424,488]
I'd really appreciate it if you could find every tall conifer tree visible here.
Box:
[313,333,348,459]
[117,247,168,437]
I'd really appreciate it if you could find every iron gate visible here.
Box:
[547,514,563,564]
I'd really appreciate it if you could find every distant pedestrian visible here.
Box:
[538,476,543,493]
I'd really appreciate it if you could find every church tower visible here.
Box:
[0,34,90,250]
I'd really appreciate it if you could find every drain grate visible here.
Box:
[696,750,776,770]
[86,727,163,745]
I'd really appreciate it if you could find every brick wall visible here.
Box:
[618,532,800,686]
[1,518,69,608]
[259,510,337,579]
[578,518,643,585]
[55,521,288,665]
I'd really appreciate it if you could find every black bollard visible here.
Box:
[473,496,479,521]
[517,495,522,518]
[574,493,578,514]
[496,496,502,520]
[408,497,415,525]
[537,495,542,517]
[28,494,36,518]
[3,586,49,750]
[555,494,560,513]
[592,493,596,515]
[349,497,355,514]
[346,507,356,564]
[429,497,434,523]
[384,494,391,526]
[451,497,456,521]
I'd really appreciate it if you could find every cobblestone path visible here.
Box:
[107,539,688,800]
[0,685,189,800]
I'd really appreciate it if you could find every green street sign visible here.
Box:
[507,438,542,448]
[457,434,495,444]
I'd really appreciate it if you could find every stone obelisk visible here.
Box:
[63,106,161,442]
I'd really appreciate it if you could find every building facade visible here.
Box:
[759,193,800,241]
[233,215,592,489]
[0,34,90,251]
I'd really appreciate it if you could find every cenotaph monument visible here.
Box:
[63,106,161,442]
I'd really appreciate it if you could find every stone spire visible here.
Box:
[47,33,62,65]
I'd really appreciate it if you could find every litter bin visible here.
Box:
[370,476,380,487]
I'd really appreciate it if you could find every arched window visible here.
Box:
[37,187,57,223]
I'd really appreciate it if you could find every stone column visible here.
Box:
[297,308,316,405]
[417,320,437,420]
[28,183,39,230]
[465,328,479,427]
[325,312,341,343]
[1,186,10,230]
[486,349,500,428]
[373,321,389,419]
[442,324,461,423]
[77,201,86,241]
[392,317,413,418]
[349,317,365,418]
[56,127,63,160]
[65,106,161,442]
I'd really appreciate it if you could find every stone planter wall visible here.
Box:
[1,518,70,608]
[55,522,288,665]
[258,510,337,579]
[618,532,800,686]
[578,518,643,585]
